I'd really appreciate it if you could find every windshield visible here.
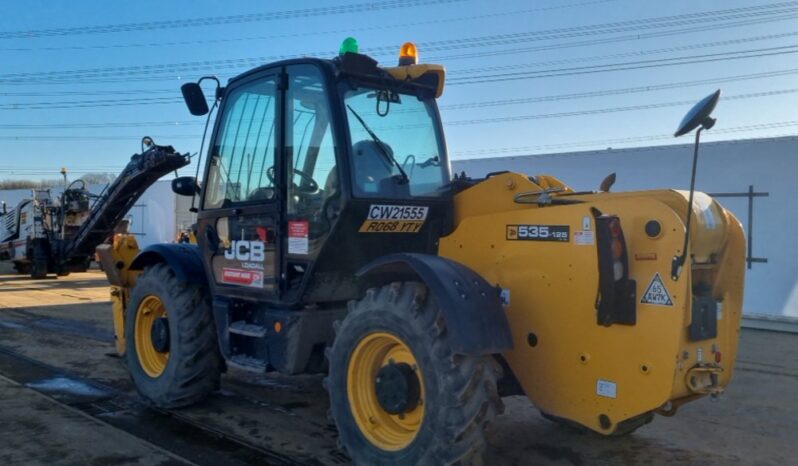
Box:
[344,86,449,198]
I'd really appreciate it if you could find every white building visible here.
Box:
[453,135,798,326]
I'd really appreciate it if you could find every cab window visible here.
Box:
[205,77,278,209]
[344,86,448,199]
[285,65,338,233]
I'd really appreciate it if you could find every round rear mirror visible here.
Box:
[674,89,721,137]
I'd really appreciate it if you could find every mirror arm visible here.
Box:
[671,116,714,281]
[197,75,220,88]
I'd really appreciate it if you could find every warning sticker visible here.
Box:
[597,379,617,399]
[222,268,264,288]
[574,230,594,245]
[288,221,309,255]
[640,273,674,306]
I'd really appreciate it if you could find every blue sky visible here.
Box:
[1,0,797,181]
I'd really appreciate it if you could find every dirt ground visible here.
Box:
[0,269,796,465]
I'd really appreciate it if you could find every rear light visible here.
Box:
[611,238,624,260]
[609,218,622,237]
[593,210,637,326]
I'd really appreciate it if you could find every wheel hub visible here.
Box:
[150,317,170,353]
[375,361,421,415]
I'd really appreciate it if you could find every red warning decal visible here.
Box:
[222,268,264,287]
[288,220,309,255]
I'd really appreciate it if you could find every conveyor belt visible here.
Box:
[60,144,189,264]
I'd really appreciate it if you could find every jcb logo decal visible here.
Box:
[224,240,265,262]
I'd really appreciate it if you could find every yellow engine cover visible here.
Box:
[439,173,745,434]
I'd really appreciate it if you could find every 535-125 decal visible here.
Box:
[506,224,570,242]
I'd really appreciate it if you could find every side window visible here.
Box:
[205,77,277,209]
[286,66,338,226]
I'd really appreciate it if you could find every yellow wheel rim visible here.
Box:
[134,295,169,378]
[347,332,425,451]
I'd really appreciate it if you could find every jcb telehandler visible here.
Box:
[98,39,745,465]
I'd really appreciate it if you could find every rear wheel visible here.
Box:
[29,241,48,279]
[327,282,502,466]
[13,261,30,275]
[125,263,222,408]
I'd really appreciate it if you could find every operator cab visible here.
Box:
[181,39,453,307]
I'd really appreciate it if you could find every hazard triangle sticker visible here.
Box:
[640,273,674,306]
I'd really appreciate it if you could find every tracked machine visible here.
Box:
[0,141,188,278]
[98,39,746,465]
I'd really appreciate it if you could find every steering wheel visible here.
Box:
[266,166,319,193]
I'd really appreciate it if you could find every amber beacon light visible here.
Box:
[399,42,419,65]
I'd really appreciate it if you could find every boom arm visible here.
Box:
[60,144,189,266]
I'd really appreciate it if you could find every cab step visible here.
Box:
[228,355,268,372]
[229,321,268,338]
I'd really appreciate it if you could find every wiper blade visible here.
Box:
[346,104,409,183]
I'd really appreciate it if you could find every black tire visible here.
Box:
[327,282,503,466]
[540,409,654,436]
[125,263,222,408]
[13,261,30,275]
[29,241,48,279]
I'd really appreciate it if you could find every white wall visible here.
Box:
[126,180,178,248]
[452,136,798,318]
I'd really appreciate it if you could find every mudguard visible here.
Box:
[357,253,513,355]
[129,243,205,285]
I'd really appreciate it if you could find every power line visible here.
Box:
[0,0,464,40]
[434,12,798,61]
[0,1,617,52]
[4,11,797,92]
[452,121,798,158]
[447,44,798,85]
[445,88,798,126]
[3,2,798,84]
[0,89,176,97]
[0,121,199,130]
[2,87,795,139]
[4,49,798,112]
[2,79,797,130]
[447,31,798,76]
[0,97,185,110]
[443,68,798,110]
[5,42,798,111]
[0,135,198,141]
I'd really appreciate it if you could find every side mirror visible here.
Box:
[674,89,720,137]
[172,176,200,197]
[181,82,209,116]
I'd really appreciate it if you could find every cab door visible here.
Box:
[197,70,283,302]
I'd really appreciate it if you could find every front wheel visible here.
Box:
[125,263,222,408]
[327,282,503,466]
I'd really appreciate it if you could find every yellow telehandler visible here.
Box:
[97,38,745,465]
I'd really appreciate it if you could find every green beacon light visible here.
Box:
[339,37,359,55]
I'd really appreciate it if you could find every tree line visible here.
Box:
[0,173,117,190]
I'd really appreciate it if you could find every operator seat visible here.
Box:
[351,140,409,198]
[321,168,340,221]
